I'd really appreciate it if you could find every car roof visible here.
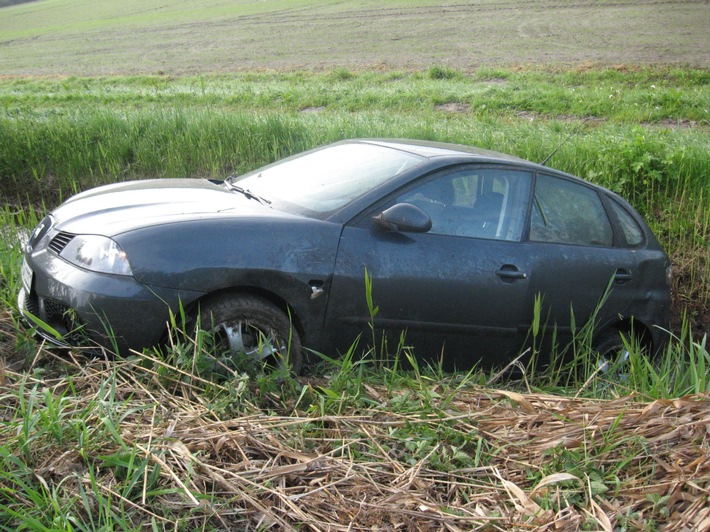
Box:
[328,138,628,221]
[353,138,535,165]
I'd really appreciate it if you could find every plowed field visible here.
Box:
[0,0,708,75]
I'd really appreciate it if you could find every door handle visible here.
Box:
[496,265,527,281]
[614,269,633,283]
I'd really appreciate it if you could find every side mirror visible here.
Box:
[372,203,432,233]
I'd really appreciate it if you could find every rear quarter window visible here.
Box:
[609,198,645,247]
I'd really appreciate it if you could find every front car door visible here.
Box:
[322,165,535,370]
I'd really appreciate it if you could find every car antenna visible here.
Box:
[538,117,589,166]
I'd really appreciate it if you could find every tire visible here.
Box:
[198,294,302,375]
[593,330,632,374]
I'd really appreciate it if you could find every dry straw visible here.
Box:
[1,334,707,531]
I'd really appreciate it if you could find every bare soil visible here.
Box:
[0,0,708,75]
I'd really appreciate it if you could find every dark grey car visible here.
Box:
[18,139,672,372]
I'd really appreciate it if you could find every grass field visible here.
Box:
[0,1,709,530]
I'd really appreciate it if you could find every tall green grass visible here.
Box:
[2,106,708,203]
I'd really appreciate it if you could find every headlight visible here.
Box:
[60,235,133,276]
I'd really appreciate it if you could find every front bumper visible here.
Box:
[19,250,203,355]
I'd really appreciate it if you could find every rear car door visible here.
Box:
[524,172,639,348]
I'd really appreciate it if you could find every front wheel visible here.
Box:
[198,294,302,375]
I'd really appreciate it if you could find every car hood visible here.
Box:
[53,179,275,236]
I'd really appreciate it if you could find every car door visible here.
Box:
[523,172,639,349]
[322,166,535,370]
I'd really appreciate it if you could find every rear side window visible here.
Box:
[609,198,644,246]
[530,174,613,247]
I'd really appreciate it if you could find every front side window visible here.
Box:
[530,174,613,247]
[396,167,532,241]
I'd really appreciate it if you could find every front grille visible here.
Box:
[43,298,71,321]
[23,291,39,316]
[21,288,89,347]
[48,232,74,255]
[41,297,86,341]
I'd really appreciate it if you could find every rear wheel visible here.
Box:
[593,330,633,375]
[198,294,302,375]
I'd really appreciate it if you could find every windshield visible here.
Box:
[231,143,423,215]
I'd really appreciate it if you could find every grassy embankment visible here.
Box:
[0,67,708,529]
[2,67,708,316]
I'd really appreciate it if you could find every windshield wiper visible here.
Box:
[226,182,271,206]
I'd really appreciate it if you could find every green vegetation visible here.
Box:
[2,68,708,312]
[0,66,708,529]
